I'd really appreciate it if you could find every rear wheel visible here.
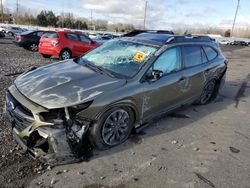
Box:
[60,49,71,60]
[29,43,38,52]
[42,54,51,58]
[197,80,216,105]
[89,107,134,150]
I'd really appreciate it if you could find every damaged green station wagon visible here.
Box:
[5,30,228,165]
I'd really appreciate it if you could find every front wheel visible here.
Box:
[197,80,216,105]
[89,107,134,150]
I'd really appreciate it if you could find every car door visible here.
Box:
[36,31,44,43]
[181,45,208,101]
[29,32,38,44]
[65,33,83,57]
[78,34,94,54]
[141,47,185,120]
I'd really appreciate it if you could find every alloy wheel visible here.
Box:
[30,44,38,51]
[102,109,130,146]
[61,50,70,60]
[200,81,215,104]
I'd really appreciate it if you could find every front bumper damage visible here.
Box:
[12,127,79,165]
[5,85,93,165]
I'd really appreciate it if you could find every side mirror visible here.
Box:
[151,70,163,81]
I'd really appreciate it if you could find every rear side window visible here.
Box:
[79,35,91,43]
[183,46,202,68]
[201,48,208,63]
[203,46,217,61]
[65,33,79,41]
[42,32,58,38]
[37,32,44,37]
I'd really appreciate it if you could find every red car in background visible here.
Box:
[39,31,99,60]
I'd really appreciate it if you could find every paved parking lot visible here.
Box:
[0,37,250,188]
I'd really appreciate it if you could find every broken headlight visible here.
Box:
[68,101,93,117]
[39,108,65,125]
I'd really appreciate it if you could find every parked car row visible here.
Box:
[39,31,99,59]
[229,40,249,46]
[218,39,250,46]
[93,33,119,44]
[14,30,44,51]
[1,26,28,36]
[13,29,101,59]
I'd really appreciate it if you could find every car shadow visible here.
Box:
[82,79,249,162]
[0,41,13,44]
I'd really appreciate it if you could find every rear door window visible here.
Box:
[203,46,218,61]
[42,32,58,38]
[183,46,202,68]
[79,35,91,43]
[37,32,44,37]
[65,33,79,41]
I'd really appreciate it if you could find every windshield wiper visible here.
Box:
[85,63,115,78]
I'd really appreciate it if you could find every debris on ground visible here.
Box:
[171,140,178,144]
[100,176,106,180]
[193,147,200,152]
[50,177,57,185]
[78,171,85,175]
[194,172,215,188]
[229,147,240,153]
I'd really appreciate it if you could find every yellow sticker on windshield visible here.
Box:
[133,52,147,62]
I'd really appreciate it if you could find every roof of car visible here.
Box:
[123,30,217,47]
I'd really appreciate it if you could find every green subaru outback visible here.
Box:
[5,30,228,164]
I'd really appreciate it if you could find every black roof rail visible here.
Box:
[122,30,174,37]
[166,35,215,44]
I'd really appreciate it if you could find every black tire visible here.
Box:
[42,54,52,58]
[60,49,71,60]
[196,80,216,105]
[8,32,14,36]
[29,43,38,52]
[23,46,29,50]
[89,107,135,150]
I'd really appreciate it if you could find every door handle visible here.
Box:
[178,77,187,86]
[178,77,187,82]
[205,68,212,75]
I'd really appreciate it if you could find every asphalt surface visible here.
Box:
[0,36,250,188]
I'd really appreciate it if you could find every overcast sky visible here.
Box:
[3,0,250,29]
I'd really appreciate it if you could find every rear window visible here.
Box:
[21,30,35,35]
[65,33,79,41]
[183,45,202,68]
[203,46,217,61]
[42,32,58,38]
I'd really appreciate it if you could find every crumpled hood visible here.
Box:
[15,60,125,109]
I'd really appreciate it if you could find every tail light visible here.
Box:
[16,35,24,41]
[52,40,59,46]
